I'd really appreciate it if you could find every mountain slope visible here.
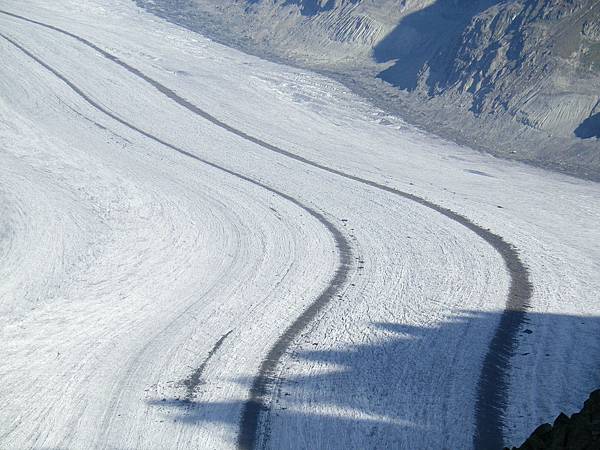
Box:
[137,0,600,179]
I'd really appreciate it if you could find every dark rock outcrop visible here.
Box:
[505,389,600,450]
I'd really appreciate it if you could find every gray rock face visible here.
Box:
[437,1,600,134]
[137,0,600,179]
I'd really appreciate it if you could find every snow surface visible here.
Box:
[0,1,599,449]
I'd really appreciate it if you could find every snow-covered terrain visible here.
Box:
[0,1,599,449]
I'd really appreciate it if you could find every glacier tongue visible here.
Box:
[0,1,599,449]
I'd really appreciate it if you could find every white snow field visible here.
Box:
[0,1,599,449]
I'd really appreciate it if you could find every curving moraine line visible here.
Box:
[0,10,532,449]
[0,29,352,449]
[183,330,234,401]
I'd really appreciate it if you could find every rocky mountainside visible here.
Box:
[409,0,600,137]
[137,0,600,179]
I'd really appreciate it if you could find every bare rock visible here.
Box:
[505,389,600,450]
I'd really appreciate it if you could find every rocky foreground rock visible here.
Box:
[506,390,600,450]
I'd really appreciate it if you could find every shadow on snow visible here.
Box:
[147,311,600,449]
